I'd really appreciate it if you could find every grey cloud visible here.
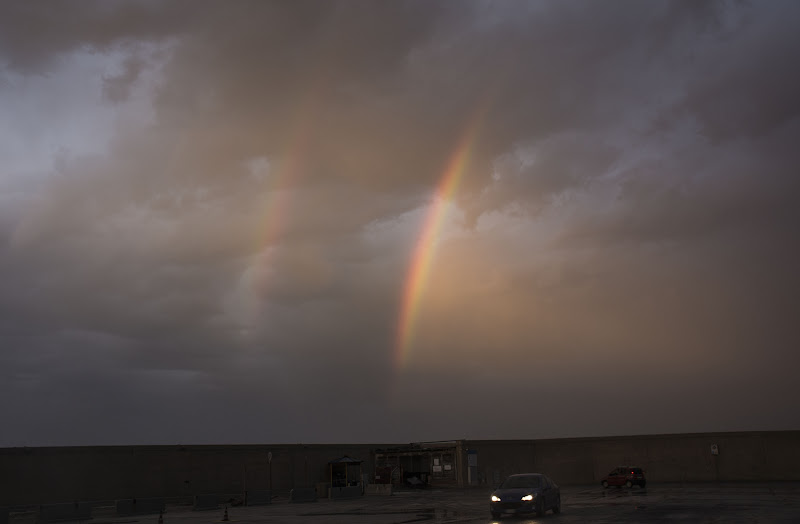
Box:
[464,1,800,238]
[0,0,191,72]
[102,55,145,103]
[676,1,800,142]
[1,1,798,446]
[562,116,800,248]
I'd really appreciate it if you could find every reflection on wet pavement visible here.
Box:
[10,483,796,523]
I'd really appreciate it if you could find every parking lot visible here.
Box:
[29,482,795,524]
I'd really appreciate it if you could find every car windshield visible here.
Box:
[500,475,542,489]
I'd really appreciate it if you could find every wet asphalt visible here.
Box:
[12,483,800,523]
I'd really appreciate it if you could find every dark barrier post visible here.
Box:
[268,452,273,492]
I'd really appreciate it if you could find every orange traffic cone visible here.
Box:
[222,506,229,522]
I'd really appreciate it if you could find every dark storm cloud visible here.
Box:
[0,0,798,445]
[0,0,189,72]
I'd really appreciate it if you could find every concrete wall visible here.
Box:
[0,444,383,507]
[464,431,800,487]
[2,431,798,506]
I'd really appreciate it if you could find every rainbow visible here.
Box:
[258,104,317,250]
[258,144,303,250]
[249,70,333,318]
[394,108,489,369]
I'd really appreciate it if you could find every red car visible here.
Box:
[601,467,646,488]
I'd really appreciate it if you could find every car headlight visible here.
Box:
[521,494,535,501]
[491,495,501,502]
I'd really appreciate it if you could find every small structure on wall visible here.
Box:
[328,456,363,488]
[374,441,463,488]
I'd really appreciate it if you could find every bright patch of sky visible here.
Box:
[0,45,164,182]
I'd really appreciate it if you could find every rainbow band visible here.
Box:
[394,107,489,369]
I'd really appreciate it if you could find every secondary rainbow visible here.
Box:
[258,57,335,252]
[258,98,317,250]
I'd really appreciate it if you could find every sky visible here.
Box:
[1,0,798,447]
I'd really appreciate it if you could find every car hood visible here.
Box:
[492,487,542,500]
